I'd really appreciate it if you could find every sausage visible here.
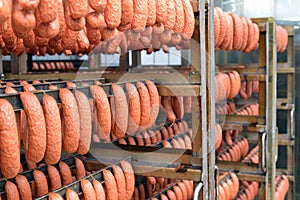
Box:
[142,131,151,146]
[112,165,127,200]
[160,194,168,200]
[173,0,185,33]
[59,161,73,185]
[239,81,248,100]
[126,83,141,135]
[245,81,253,98]
[86,11,106,29]
[5,181,20,200]
[111,84,128,138]
[36,0,58,23]
[0,0,12,25]
[42,94,62,165]
[0,99,20,178]
[161,96,176,123]
[12,1,36,33]
[146,0,156,26]
[81,179,97,200]
[93,179,106,200]
[120,160,135,200]
[47,165,62,191]
[183,180,193,200]
[239,17,249,51]
[74,90,92,155]
[214,8,220,47]
[2,20,17,51]
[145,80,159,126]
[220,12,233,50]
[228,71,241,99]
[167,190,176,200]
[155,0,166,23]
[20,92,46,163]
[131,0,148,32]
[59,88,80,153]
[33,170,48,197]
[75,157,86,180]
[66,188,80,200]
[15,175,32,200]
[138,184,145,200]
[230,13,243,50]
[120,0,133,26]
[105,0,121,29]
[148,130,157,144]
[183,96,192,113]
[172,96,184,120]
[88,0,106,12]
[90,85,111,140]
[49,193,63,200]
[133,188,139,200]
[137,81,151,131]
[163,0,175,30]
[64,3,86,31]
[243,19,255,53]
[181,0,195,39]
[103,169,118,200]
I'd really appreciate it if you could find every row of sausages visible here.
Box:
[215,70,241,103]
[217,172,240,200]
[217,138,249,162]
[214,8,259,53]
[4,159,135,200]
[0,0,195,56]
[0,79,160,179]
[234,181,259,200]
[145,178,194,200]
[161,96,192,123]
[32,62,75,71]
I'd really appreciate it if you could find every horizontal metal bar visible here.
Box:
[217,115,265,124]
[217,161,262,173]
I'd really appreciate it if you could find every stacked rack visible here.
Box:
[216,17,277,199]
[276,25,295,200]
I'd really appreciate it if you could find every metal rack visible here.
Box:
[216,17,277,200]
[276,25,295,200]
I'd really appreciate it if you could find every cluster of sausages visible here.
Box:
[215,102,236,115]
[235,181,259,200]
[242,145,259,164]
[4,158,84,199]
[90,80,160,142]
[217,172,240,200]
[217,138,249,162]
[143,177,194,200]
[161,96,191,123]
[215,123,223,150]
[215,70,241,103]
[51,160,134,200]
[32,62,74,71]
[214,8,260,52]
[276,25,288,53]
[0,0,195,56]
[275,175,289,200]
[239,80,259,100]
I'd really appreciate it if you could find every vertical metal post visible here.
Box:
[206,0,216,199]
[11,52,27,74]
[265,19,277,200]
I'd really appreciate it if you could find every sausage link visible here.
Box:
[81,179,97,200]
[20,92,46,163]
[18,0,39,10]
[131,0,148,32]
[120,0,133,26]
[145,80,159,126]
[104,0,121,29]
[93,179,106,200]
[0,0,12,25]
[47,165,62,191]
[59,161,73,185]
[88,0,106,12]
[181,0,194,38]
[86,11,106,30]
[111,84,128,138]
[43,94,62,165]
[0,99,20,178]
[33,170,48,197]
[75,157,86,180]
[245,81,253,98]
[36,0,58,23]
[63,3,86,31]
[59,88,80,153]
[15,175,32,200]
[75,90,92,155]
[161,96,176,123]
[172,96,184,120]
[126,83,141,135]
[49,193,63,200]
[137,81,151,131]
[155,0,166,23]
[163,0,176,30]
[112,165,127,200]
[66,188,80,200]
[146,0,156,26]
[120,160,135,200]
[5,181,20,200]
[90,85,111,140]
[103,170,118,200]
